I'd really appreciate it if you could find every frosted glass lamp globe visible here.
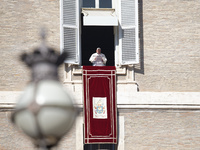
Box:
[12,80,76,148]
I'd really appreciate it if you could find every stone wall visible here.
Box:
[0,0,200,149]
[135,0,200,91]
[0,0,199,92]
[1,110,200,150]
[0,111,76,150]
[0,0,60,91]
[123,109,200,149]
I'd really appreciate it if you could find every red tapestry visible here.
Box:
[83,66,117,144]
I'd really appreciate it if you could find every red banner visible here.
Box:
[83,66,117,144]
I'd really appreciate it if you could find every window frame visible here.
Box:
[60,0,139,66]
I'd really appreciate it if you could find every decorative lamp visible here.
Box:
[11,29,76,149]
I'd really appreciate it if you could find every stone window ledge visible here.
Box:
[72,66,126,75]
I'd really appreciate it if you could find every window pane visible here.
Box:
[99,0,112,8]
[83,0,95,8]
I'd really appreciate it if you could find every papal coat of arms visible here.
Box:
[93,97,107,119]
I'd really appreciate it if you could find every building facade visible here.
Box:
[0,0,200,149]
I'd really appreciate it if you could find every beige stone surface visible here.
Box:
[135,0,200,91]
[1,110,200,149]
[123,110,200,150]
[0,0,61,91]
[0,111,76,150]
[0,0,199,92]
[0,0,200,150]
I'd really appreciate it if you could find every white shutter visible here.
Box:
[61,0,80,64]
[119,0,139,65]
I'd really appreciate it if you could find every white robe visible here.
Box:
[89,53,107,66]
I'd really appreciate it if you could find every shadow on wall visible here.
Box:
[134,0,144,75]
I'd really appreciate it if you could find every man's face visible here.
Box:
[96,49,101,54]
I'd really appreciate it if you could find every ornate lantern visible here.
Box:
[11,29,76,149]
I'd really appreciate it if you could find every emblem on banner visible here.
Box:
[93,97,107,119]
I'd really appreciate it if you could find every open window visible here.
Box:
[61,0,139,66]
[81,25,115,66]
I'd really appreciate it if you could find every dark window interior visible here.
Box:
[81,16,115,66]
[83,0,95,8]
[82,0,112,8]
[99,0,112,8]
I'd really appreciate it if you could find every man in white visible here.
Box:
[89,47,107,66]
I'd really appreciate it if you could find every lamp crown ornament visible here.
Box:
[21,28,67,82]
[11,28,76,150]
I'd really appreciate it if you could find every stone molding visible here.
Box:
[0,91,200,109]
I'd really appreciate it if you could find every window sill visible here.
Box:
[72,66,126,75]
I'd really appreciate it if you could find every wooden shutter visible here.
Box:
[119,0,139,65]
[61,0,80,64]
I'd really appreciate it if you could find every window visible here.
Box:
[83,0,112,8]
[83,0,95,8]
[81,26,115,66]
[99,0,112,8]
[60,0,139,66]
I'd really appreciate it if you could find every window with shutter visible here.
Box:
[119,0,139,65]
[61,0,80,64]
[61,0,139,66]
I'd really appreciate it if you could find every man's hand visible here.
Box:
[94,56,103,62]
